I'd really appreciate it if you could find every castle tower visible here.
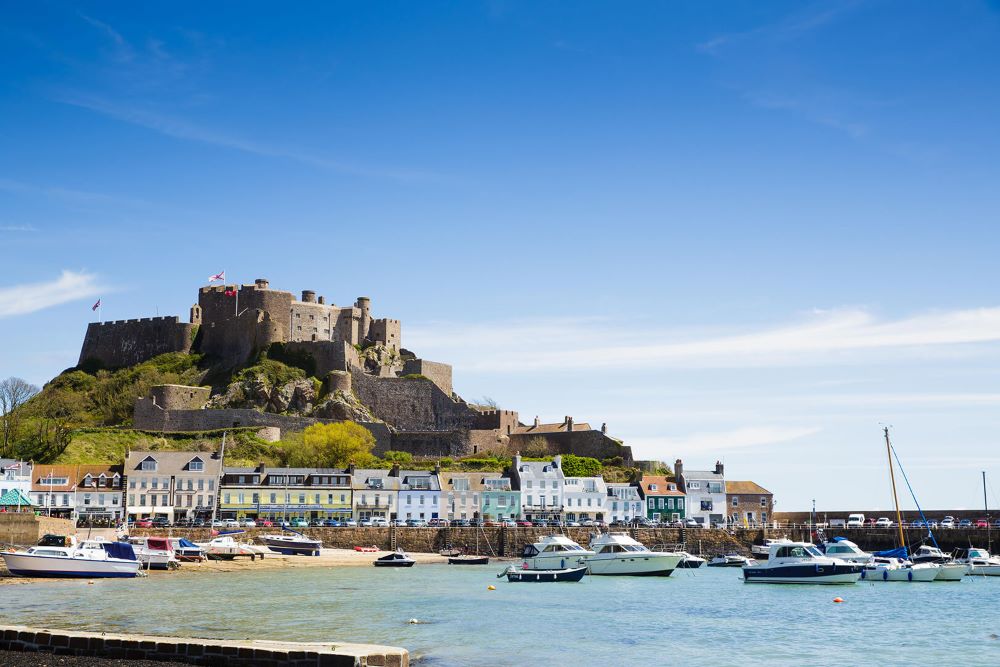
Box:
[190,304,202,325]
[356,296,372,340]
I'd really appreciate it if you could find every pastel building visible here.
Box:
[676,459,726,527]
[30,464,78,519]
[726,480,774,527]
[219,467,352,522]
[75,465,125,524]
[439,472,492,521]
[510,455,565,522]
[481,475,520,521]
[0,459,32,499]
[396,469,441,521]
[562,476,608,522]
[125,450,223,523]
[638,475,686,523]
[606,483,645,523]
[351,468,399,521]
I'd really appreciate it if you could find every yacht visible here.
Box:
[910,545,965,581]
[197,535,265,560]
[751,538,793,558]
[708,553,756,567]
[521,535,594,570]
[743,541,863,584]
[128,536,180,570]
[860,556,940,582]
[374,549,415,567]
[1,539,142,578]
[584,533,684,576]
[822,538,872,563]
[257,533,322,556]
[675,551,707,568]
[957,548,1000,576]
[168,538,206,562]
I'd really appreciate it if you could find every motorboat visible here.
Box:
[742,541,863,584]
[448,555,490,565]
[1,540,142,578]
[128,536,180,570]
[910,545,965,581]
[374,549,415,567]
[520,535,594,570]
[751,538,793,558]
[169,538,206,562]
[821,538,872,563]
[956,548,1000,576]
[676,551,707,568]
[584,533,683,576]
[197,535,265,560]
[708,553,756,568]
[257,533,322,556]
[499,564,587,582]
[860,556,940,582]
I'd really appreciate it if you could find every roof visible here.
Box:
[683,469,724,481]
[511,421,593,435]
[439,472,501,493]
[638,475,684,497]
[398,470,441,491]
[351,469,400,490]
[125,450,223,473]
[512,458,564,479]
[726,480,772,496]
[0,489,34,506]
[31,465,79,491]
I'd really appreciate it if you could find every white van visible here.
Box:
[847,513,866,528]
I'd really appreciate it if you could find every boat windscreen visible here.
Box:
[103,542,137,561]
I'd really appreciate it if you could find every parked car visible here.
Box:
[151,517,170,528]
[134,518,153,528]
[259,519,273,527]
[372,518,389,528]
[564,520,581,527]
[846,513,866,528]
[910,519,927,529]
[940,516,956,529]
[291,519,309,528]
[243,519,257,528]
[874,517,893,528]
[580,519,597,527]
[453,519,471,527]
[309,520,326,527]
[392,519,407,527]
[427,518,449,527]
[683,519,702,528]
[406,519,427,527]
[323,519,342,527]
[976,519,989,528]
[516,520,533,527]
[501,519,517,527]
[958,519,973,529]
[344,518,359,527]
[210,520,224,528]
[224,519,240,528]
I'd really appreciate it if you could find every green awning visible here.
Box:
[0,489,34,507]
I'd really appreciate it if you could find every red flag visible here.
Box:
[92,298,101,311]
[224,288,236,297]
[209,271,225,282]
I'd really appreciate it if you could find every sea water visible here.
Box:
[3,565,999,665]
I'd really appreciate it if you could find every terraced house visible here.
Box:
[563,476,607,522]
[219,466,352,522]
[30,464,79,519]
[638,475,685,524]
[396,468,441,522]
[606,482,645,523]
[481,474,520,521]
[510,455,565,522]
[439,472,488,521]
[124,450,223,523]
[351,467,399,521]
[725,480,774,527]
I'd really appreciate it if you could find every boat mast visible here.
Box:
[984,471,991,552]
[884,427,906,550]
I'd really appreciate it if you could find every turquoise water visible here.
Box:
[2,565,999,665]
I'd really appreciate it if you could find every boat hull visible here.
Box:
[677,559,705,569]
[743,563,862,584]
[258,537,321,556]
[585,553,682,576]
[448,556,490,565]
[933,564,966,581]
[1,553,141,578]
[523,553,593,570]
[860,565,940,582]
[374,560,415,567]
[967,564,1000,576]
[505,567,587,582]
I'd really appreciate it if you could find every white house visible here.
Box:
[606,483,645,523]
[396,469,441,521]
[351,468,399,521]
[562,476,608,522]
[676,459,726,527]
[510,455,565,522]
[0,459,32,499]
[125,450,223,523]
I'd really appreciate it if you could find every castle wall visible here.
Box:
[198,283,294,342]
[78,317,195,369]
[197,310,282,369]
[507,430,633,463]
[148,385,210,410]
[350,368,479,431]
[402,359,453,396]
[385,431,470,457]
[282,341,361,376]
[368,318,401,351]
[473,409,520,435]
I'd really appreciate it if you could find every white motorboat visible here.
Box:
[742,541,863,584]
[910,545,965,581]
[676,551,707,568]
[957,548,1000,576]
[584,533,684,576]
[257,533,322,556]
[708,553,756,567]
[373,549,416,567]
[197,535,265,560]
[1,540,142,578]
[860,557,940,582]
[168,538,206,562]
[822,538,872,563]
[128,536,180,570]
[520,535,594,570]
[751,538,793,558]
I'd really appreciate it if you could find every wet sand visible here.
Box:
[0,547,449,584]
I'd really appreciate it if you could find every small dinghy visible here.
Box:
[708,553,755,567]
[374,549,416,567]
[448,555,490,565]
[499,565,587,582]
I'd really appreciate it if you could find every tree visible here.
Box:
[290,421,376,468]
[520,436,550,458]
[381,450,413,464]
[561,454,602,477]
[0,377,39,457]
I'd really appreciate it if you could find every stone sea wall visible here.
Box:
[0,514,76,547]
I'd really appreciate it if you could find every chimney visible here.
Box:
[533,416,540,428]
[348,463,356,476]
[390,463,400,477]
[601,422,607,434]
[553,455,562,469]
[254,278,269,289]
[318,296,326,305]
[434,461,441,475]
[674,459,684,485]
[715,460,724,476]
[566,416,574,432]
[302,290,316,303]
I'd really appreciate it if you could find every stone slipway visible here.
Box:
[0,625,407,667]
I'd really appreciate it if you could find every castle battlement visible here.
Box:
[96,316,182,327]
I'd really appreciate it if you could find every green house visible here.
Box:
[638,475,686,523]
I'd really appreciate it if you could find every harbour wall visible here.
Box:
[0,514,76,547]
[774,526,998,553]
[131,526,754,557]
[0,624,407,667]
[775,510,997,524]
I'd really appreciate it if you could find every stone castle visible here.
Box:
[78,278,631,463]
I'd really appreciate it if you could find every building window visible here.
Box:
[189,460,204,471]
[648,498,654,509]
[141,459,156,471]
[129,494,135,506]
[224,493,231,504]
[139,494,146,506]
[270,493,277,503]
[760,497,768,507]
[732,497,739,507]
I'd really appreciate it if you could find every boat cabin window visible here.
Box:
[523,545,539,557]
[775,546,813,559]
[29,548,70,557]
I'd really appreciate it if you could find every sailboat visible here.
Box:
[861,428,940,582]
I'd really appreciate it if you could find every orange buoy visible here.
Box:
[833,597,843,603]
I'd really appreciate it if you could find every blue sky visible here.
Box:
[2,1,1000,511]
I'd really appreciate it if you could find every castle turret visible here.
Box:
[255,278,269,289]
[356,296,372,340]
[302,290,316,303]
[190,304,202,325]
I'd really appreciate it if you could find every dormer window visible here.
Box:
[669,483,677,491]
[188,458,204,472]
[140,457,157,472]
[649,484,658,491]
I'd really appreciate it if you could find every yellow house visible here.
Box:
[219,466,352,522]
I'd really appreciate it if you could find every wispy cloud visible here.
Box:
[0,224,38,232]
[0,177,146,207]
[697,1,861,55]
[78,12,134,62]
[742,89,869,138]
[408,306,1000,373]
[55,94,442,182]
[634,425,822,454]
[0,270,105,318]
